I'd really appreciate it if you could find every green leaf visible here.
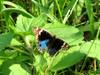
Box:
[80,40,100,61]
[97,67,100,74]
[0,50,17,59]
[32,14,47,27]
[15,14,47,33]
[0,32,13,51]
[15,15,34,32]
[10,38,22,46]
[49,46,85,71]
[44,22,83,45]
[34,54,47,75]
[0,59,4,66]
[9,64,31,75]
[1,58,30,75]
[0,59,17,75]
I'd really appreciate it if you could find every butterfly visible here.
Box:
[34,27,69,55]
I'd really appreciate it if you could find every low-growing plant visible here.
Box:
[0,0,100,75]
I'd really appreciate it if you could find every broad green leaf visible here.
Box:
[32,14,47,27]
[15,15,34,32]
[44,22,83,45]
[1,57,30,75]
[80,40,100,61]
[16,14,47,33]
[0,32,13,51]
[9,64,31,75]
[49,46,85,71]
[1,59,17,75]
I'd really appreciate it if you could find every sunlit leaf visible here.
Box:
[32,14,47,27]
[9,64,31,75]
[80,40,100,61]
[15,15,34,32]
[10,38,22,46]
[16,14,47,33]
[44,22,83,45]
[49,46,85,71]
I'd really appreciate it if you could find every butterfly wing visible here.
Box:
[48,38,64,55]
[34,28,53,50]
[34,27,68,55]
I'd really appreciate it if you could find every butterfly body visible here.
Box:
[34,27,68,55]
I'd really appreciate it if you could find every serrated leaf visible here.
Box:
[49,46,85,71]
[0,32,13,51]
[43,22,83,45]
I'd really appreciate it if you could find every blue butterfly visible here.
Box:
[34,28,69,55]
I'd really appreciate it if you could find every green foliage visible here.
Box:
[44,22,83,45]
[49,46,85,71]
[2,1,33,18]
[0,0,100,75]
[80,40,100,60]
[85,0,94,37]
[15,15,34,32]
[0,32,13,51]
[9,64,31,75]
